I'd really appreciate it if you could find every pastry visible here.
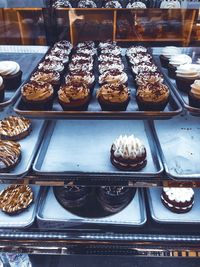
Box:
[38,58,64,74]
[0,76,5,102]
[159,46,181,68]
[110,135,147,171]
[161,187,194,213]
[0,140,21,172]
[135,71,164,87]
[53,40,73,53]
[68,61,93,73]
[0,61,22,90]
[131,62,158,77]
[100,46,121,56]
[0,185,33,215]
[136,82,170,111]
[188,80,200,108]
[160,0,181,8]
[98,61,124,74]
[175,64,200,93]
[77,0,97,7]
[126,1,146,8]
[76,41,96,49]
[128,53,152,67]
[126,46,147,59]
[65,71,95,91]
[0,116,31,141]
[21,81,54,110]
[52,0,72,7]
[58,82,90,111]
[96,186,136,213]
[103,0,122,8]
[54,185,91,209]
[96,83,130,111]
[47,50,69,65]
[98,41,117,49]
[168,54,192,79]
[99,69,128,85]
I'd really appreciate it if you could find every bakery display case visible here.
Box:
[0,3,199,267]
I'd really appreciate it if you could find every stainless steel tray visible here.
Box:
[0,115,46,179]
[0,184,41,228]
[14,48,182,119]
[151,114,200,180]
[152,47,200,116]
[37,187,146,228]
[147,188,200,224]
[0,46,48,109]
[33,120,163,178]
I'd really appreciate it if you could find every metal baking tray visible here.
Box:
[152,47,200,116]
[0,116,46,179]
[14,48,182,119]
[0,184,41,228]
[147,188,200,224]
[37,187,146,228]
[33,119,163,178]
[151,114,200,180]
[0,45,48,109]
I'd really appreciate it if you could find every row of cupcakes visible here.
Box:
[160,46,200,108]
[126,45,170,111]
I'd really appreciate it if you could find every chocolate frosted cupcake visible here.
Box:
[0,76,5,102]
[99,69,128,85]
[159,46,181,68]
[58,82,90,111]
[175,64,200,93]
[38,58,64,74]
[136,82,170,111]
[0,61,22,90]
[168,54,192,79]
[0,140,21,172]
[96,186,136,213]
[65,71,95,92]
[110,135,147,171]
[97,83,130,111]
[161,187,194,213]
[188,80,200,108]
[30,70,61,92]
[54,185,91,209]
[77,0,97,7]
[21,81,54,110]
[0,116,31,141]
[0,185,33,215]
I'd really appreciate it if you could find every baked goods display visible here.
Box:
[0,116,31,141]
[188,80,200,108]
[0,61,22,90]
[0,185,33,215]
[110,135,147,171]
[0,140,21,172]
[161,187,194,213]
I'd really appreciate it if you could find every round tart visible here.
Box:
[0,116,31,141]
[161,187,194,213]
[0,140,21,171]
[0,185,33,215]
[110,135,147,171]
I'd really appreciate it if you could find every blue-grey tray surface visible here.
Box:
[37,187,146,228]
[33,120,163,178]
[147,187,200,224]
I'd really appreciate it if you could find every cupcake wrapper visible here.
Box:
[22,97,54,111]
[98,97,130,111]
[159,55,169,68]
[136,96,169,111]
[188,92,200,108]
[0,87,5,103]
[168,65,176,79]
[3,70,22,90]
[176,77,194,93]
[58,98,90,111]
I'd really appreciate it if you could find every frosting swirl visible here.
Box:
[101,46,121,56]
[126,2,146,8]
[30,70,60,83]
[99,62,124,74]
[99,41,117,49]
[53,40,72,51]
[98,54,121,63]
[137,82,169,102]
[126,46,147,57]
[190,80,200,99]
[136,71,164,86]
[21,81,54,101]
[77,0,97,7]
[132,62,158,74]
[69,62,93,72]
[77,41,95,48]
[65,72,95,86]
[176,64,200,78]
[52,0,72,7]
[0,61,20,76]
[161,46,181,59]
[0,140,21,170]
[169,54,192,67]
[129,54,152,66]
[38,59,64,73]
[99,69,128,84]
[112,135,146,159]
[104,1,122,8]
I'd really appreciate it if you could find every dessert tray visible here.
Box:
[147,188,200,224]
[151,114,200,181]
[37,187,146,228]
[14,48,182,119]
[0,46,48,109]
[33,119,163,179]
[152,47,200,116]
[0,184,41,228]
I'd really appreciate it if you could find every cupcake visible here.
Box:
[131,62,158,78]
[76,41,96,49]
[126,46,147,59]
[110,135,147,171]
[161,187,194,213]
[96,186,136,213]
[58,82,90,111]
[0,185,34,215]
[128,53,152,67]
[68,61,93,73]
[54,185,91,209]
[188,80,200,108]
[135,71,164,87]
[136,82,170,111]
[52,0,72,7]
[0,116,31,141]
[47,50,69,66]
[0,76,5,102]
[168,54,192,79]
[98,54,121,63]
[21,81,54,110]
[65,71,95,91]
[99,69,128,85]
[30,70,61,92]
[0,140,21,172]
[100,46,121,56]
[38,58,64,74]
[97,83,130,111]
[53,40,73,53]
[175,64,200,93]
[159,46,181,68]
[126,1,147,8]
[103,0,122,8]
[160,1,181,8]
[71,54,94,65]
[0,61,22,90]
[98,61,124,74]
[98,41,117,49]
[77,0,97,7]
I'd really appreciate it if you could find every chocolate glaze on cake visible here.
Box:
[0,140,21,171]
